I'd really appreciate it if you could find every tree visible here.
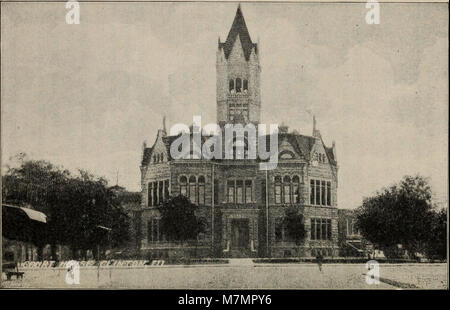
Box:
[355,175,437,258]
[282,206,306,246]
[158,195,206,242]
[2,154,130,260]
[424,208,447,260]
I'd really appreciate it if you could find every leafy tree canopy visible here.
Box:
[158,195,206,242]
[283,206,306,245]
[355,175,443,258]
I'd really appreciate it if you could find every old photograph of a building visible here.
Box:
[1,1,448,290]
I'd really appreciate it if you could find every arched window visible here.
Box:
[198,176,205,205]
[229,79,234,92]
[179,176,187,197]
[283,176,291,204]
[189,176,197,203]
[274,176,282,204]
[243,80,248,91]
[160,153,164,162]
[292,175,300,203]
[236,78,242,93]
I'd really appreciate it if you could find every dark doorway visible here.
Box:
[231,219,249,249]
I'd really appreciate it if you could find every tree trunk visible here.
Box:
[37,246,44,261]
[50,244,58,261]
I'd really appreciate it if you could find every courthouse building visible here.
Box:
[139,6,339,258]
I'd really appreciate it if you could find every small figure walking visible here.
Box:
[316,251,323,272]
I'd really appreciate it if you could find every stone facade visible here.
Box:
[139,6,339,258]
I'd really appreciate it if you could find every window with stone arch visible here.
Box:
[232,135,249,159]
[274,176,282,204]
[243,79,248,92]
[292,175,301,203]
[236,78,242,93]
[160,153,164,162]
[198,175,205,205]
[279,150,295,159]
[229,79,234,92]
[179,176,188,197]
[189,176,197,204]
[283,176,291,204]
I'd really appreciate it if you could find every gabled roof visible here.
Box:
[141,147,153,166]
[142,132,337,166]
[219,5,257,61]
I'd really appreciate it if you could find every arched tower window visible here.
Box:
[189,176,197,203]
[229,79,234,92]
[243,80,248,92]
[236,78,242,93]
[198,176,205,205]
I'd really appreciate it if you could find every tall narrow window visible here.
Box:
[326,181,331,206]
[310,219,316,240]
[245,180,252,203]
[261,180,266,204]
[243,80,248,91]
[292,176,300,203]
[321,181,326,206]
[327,219,332,240]
[283,176,291,204]
[310,180,315,205]
[158,181,163,205]
[236,180,243,204]
[189,176,197,204]
[321,219,327,240]
[148,183,153,206]
[198,176,205,205]
[236,78,242,93]
[180,176,187,197]
[214,179,219,204]
[164,180,169,201]
[152,181,158,206]
[229,79,234,91]
[315,180,321,205]
[275,176,282,204]
[227,180,235,203]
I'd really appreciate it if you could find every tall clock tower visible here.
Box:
[217,5,261,127]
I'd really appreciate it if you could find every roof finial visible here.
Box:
[162,115,167,134]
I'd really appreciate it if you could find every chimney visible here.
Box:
[312,115,321,139]
[162,115,167,136]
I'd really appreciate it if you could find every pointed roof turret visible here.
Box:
[219,5,257,61]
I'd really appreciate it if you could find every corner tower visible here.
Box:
[217,5,261,126]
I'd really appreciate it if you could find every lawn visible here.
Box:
[1,263,447,289]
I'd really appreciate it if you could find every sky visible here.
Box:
[1,2,448,208]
